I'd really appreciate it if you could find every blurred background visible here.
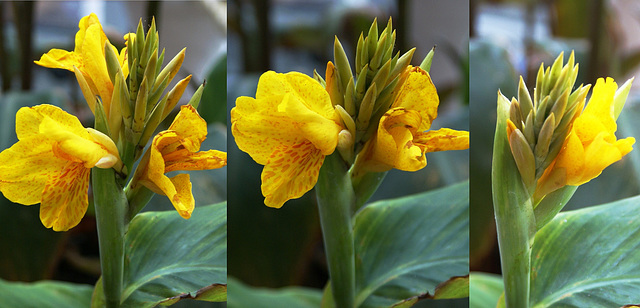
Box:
[227,0,468,307]
[0,1,226,307]
[470,0,640,279]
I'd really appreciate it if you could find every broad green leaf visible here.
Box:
[0,279,93,308]
[227,276,322,308]
[110,202,226,307]
[390,275,469,307]
[530,195,640,306]
[469,272,503,308]
[353,181,469,307]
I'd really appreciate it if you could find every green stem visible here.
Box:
[493,94,536,308]
[316,153,356,308]
[92,167,128,308]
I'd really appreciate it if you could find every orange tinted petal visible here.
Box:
[167,173,195,219]
[165,150,227,173]
[40,162,90,231]
[261,141,325,208]
[417,128,469,153]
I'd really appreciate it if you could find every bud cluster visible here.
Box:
[315,18,432,160]
[97,18,203,173]
[506,52,590,191]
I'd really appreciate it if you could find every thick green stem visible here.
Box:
[93,167,128,308]
[493,94,536,308]
[316,153,356,308]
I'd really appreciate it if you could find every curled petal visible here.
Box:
[165,150,227,173]
[39,117,110,168]
[367,108,424,172]
[167,105,208,151]
[40,162,90,231]
[392,67,439,131]
[281,93,341,155]
[261,141,325,208]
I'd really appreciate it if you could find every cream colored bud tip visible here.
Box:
[95,154,119,169]
[338,129,354,149]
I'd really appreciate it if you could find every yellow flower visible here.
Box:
[0,105,120,231]
[34,13,128,115]
[131,105,227,218]
[536,77,635,197]
[231,71,344,208]
[356,66,469,173]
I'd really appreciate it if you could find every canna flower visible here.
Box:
[356,66,469,173]
[231,71,344,208]
[131,105,227,218]
[535,77,635,197]
[35,13,128,114]
[0,105,120,231]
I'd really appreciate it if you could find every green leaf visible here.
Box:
[227,277,322,308]
[530,195,640,306]
[0,279,93,308]
[469,272,503,308]
[390,275,469,307]
[114,202,226,307]
[353,181,469,307]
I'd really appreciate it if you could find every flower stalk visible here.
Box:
[316,153,356,308]
[493,92,536,308]
[93,102,128,308]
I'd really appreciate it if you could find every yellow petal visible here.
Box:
[371,108,424,172]
[392,67,439,132]
[40,162,90,231]
[0,135,64,205]
[16,105,89,140]
[578,133,634,185]
[167,105,208,152]
[34,49,82,71]
[261,141,324,208]
[553,131,586,185]
[232,96,304,165]
[168,173,195,219]
[572,113,611,146]
[282,72,338,122]
[39,116,109,168]
[80,19,112,112]
[416,128,470,152]
[281,93,342,155]
[583,77,617,133]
